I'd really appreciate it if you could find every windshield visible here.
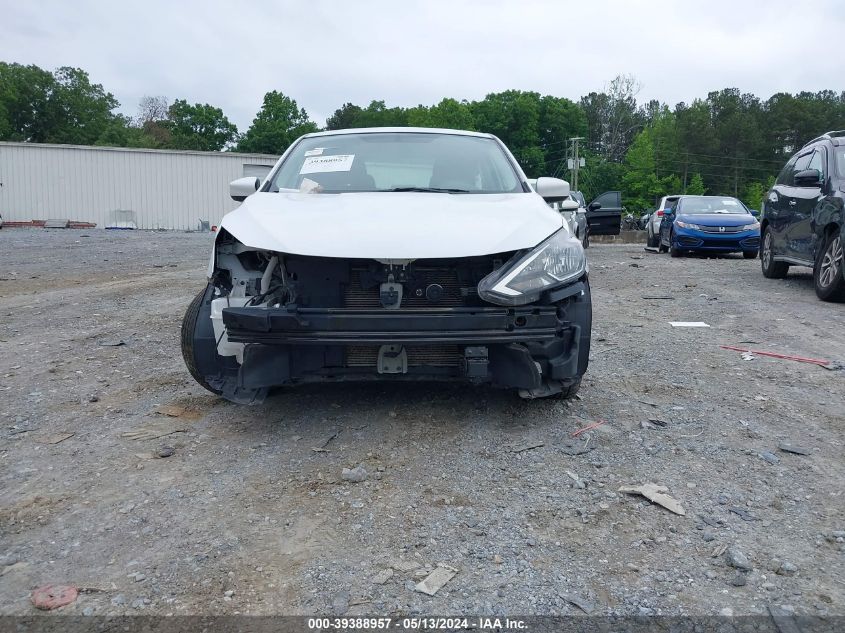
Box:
[836,147,845,179]
[269,132,523,194]
[678,196,749,214]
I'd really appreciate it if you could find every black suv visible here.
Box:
[761,131,845,301]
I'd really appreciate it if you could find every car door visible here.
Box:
[765,155,798,257]
[787,148,827,262]
[779,151,814,260]
[586,191,622,236]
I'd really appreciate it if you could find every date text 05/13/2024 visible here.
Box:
[307,617,527,630]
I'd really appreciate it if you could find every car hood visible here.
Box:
[219,191,565,259]
[677,213,755,227]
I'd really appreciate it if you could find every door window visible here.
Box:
[790,152,813,183]
[807,149,825,182]
[591,191,622,209]
[776,156,797,185]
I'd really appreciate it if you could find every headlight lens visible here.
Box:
[478,229,586,306]
[741,221,760,231]
[675,221,701,230]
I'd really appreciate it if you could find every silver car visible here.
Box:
[557,193,589,248]
[647,194,681,247]
[530,180,588,248]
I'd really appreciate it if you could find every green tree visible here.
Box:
[674,99,719,190]
[238,91,318,154]
[0,62,59,142]
[325,102,363,130]
[407,98,475,130]
[165,99,238,151]
[706,88,766,196]
[621,129,660,212]
[0,100,11,139]
[46,66,119,145]
[580,75,644,162]
[686,172,706,195]
[472,90,544,175]
[576,153,625,202]
[537,95,587,176]
[353,100,409,128]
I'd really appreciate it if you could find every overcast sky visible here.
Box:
[2,0,842,131]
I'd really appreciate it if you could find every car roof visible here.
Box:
[801,130,845,149]
[302,127,495,140]
[678,194,739,199]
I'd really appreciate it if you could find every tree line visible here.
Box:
[2,62,843,213]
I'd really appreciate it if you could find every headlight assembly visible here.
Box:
[675,221,701,230]
[477,229,586,306]
[741,221,760,231]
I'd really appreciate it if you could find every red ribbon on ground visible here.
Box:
[720,345,832,367]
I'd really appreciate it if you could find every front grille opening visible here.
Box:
[345,345,462,367]
[343,268,467,309]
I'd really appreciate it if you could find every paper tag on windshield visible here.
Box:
[299,178,322,193]
[304,148,324,157]
[300,154,354,174]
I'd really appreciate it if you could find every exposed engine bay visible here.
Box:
[185,230,591,404]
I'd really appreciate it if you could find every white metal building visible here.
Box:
[0,142,278,230]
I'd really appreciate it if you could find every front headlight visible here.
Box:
[477,229,586,306]
[675,221,701,230]
[741,221,760,231]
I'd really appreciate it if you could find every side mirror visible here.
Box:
[749,209,760,217]
[794,169,821,186]
[559,199,579,211]
[230,176,260,202]
[588,201,602,211]
[535,177,570,203]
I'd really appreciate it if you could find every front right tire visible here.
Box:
[646,225,658,247]
[181,286,223,395]
[761,227,789,279]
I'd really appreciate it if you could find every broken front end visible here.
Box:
[183,230,591,403]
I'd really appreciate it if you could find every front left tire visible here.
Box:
[669,232,683,257]
[761,227,789,279]
[743,250,758,259]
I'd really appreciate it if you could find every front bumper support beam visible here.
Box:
[222,306,566,345]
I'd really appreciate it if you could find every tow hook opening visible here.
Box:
[377,344,407,374]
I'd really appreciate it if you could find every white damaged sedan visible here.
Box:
[182,128,591,403]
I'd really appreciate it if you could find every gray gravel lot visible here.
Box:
[0,228,843,617]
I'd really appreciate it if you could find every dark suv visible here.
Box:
[761,131,845,301]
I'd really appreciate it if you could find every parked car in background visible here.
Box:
[585,191,623,237]
[638,212,651,231]
[761,130,845,301]
[528,184,591,249]
[658,195,760,258]
[647,195,681,247]
[570,191,590,248]
[183,128,592,404]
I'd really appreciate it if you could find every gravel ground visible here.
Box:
[0,228,843,618]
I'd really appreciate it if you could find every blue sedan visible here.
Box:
[658,195,761,258]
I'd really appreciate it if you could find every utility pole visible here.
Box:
[569,137,583,192]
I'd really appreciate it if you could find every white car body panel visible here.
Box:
[217,191,566,260]
[650,195,682,237]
